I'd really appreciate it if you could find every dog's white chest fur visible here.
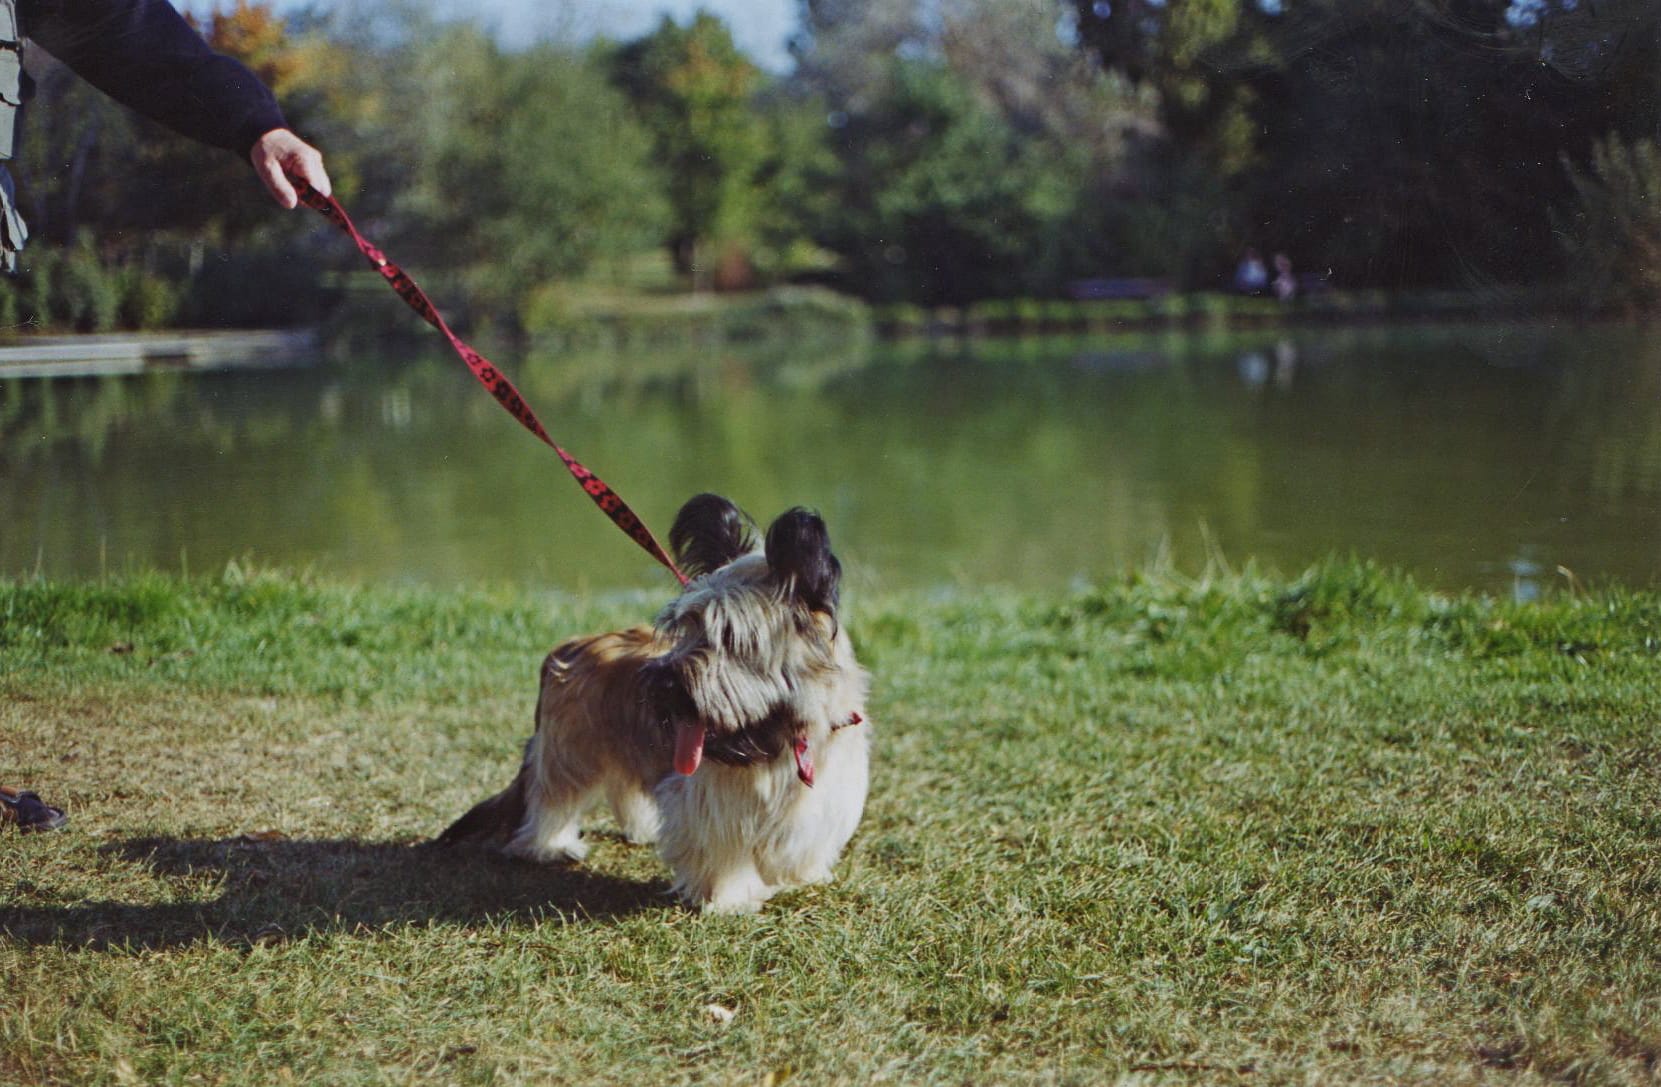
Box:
[657,720,870,911]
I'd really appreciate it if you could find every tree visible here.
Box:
[611,13,769,285]
[317,24,668,315]
[1071,0,1661,289]
[746,88,842,281]
[1069,0,1261,169]
[814,59,1078,304]
[792,0,928,112]
[791,0,1157,297]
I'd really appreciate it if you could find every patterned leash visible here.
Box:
[296,181,688,587]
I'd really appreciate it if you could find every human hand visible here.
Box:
[249,128,332,209]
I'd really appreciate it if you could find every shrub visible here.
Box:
[57,239,123,332]
[966,298,1014,328]
[119,269,180,330]
[1149,293,1189,320]
[0,274,19,330]
[19,246,59,328]
[1040,299,1077,327]
[872,301,926,335]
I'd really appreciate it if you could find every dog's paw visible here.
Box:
[693,870,773,914]
[700,893,767,916]
[503,833,589,865]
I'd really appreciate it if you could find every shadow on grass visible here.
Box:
[0,835,667,950]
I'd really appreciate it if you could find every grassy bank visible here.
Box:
[6,254,1587,347]
[321,274,875,354]
[874,286,1575,338]
[3,563,1660,1084]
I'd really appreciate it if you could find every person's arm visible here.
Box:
[25,0,329,204]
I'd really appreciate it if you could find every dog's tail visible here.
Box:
[435,741,532,848]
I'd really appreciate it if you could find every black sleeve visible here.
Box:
[23,0,288,155]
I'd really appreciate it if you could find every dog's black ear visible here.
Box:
[764,507,841,613]
[671,493,758,577]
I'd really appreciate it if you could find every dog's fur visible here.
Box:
[437,494,870,914]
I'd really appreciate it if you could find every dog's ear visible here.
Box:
[671,493,758,577]
[764,508,841,613]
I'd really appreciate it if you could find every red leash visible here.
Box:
[296,181,688,587]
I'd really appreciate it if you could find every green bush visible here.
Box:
[1195,291,1234,324]
[0,275,19,330]
[870,302,924,333]
[7,243,185,332]
[965,298,1014,327]
[523,285,870,349]
[1040,298,1077,326]
[19,246,59,328]
[1149,293,1189,320]
[516,282,582,342]
[7,242,130,332]
[118,268,180,330]
[61,241,122,332]
[723,286,872,343]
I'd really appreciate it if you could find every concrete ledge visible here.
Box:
[0,328,320,380]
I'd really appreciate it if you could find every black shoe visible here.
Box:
[1,790,68,832]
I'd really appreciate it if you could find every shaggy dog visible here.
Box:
[438,494,870,914]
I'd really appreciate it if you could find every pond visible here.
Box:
[2,321,1659,600]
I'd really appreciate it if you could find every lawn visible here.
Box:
[3,562,1660,1084]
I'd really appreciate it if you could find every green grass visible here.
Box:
[3,561,1661,1084]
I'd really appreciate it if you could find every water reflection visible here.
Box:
[1232,339,1300,392]
[1,324,1658,594]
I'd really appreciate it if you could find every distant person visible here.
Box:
[1233,248,1268,295]
[1272,252,1297,302]
[0,0,332,271]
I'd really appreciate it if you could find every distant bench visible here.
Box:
[1069,274,1333,300]
[1066,278,1173,301]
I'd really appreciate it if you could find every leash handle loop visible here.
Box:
[296,181,688,586]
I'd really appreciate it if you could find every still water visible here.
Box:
[2,322,1659,598]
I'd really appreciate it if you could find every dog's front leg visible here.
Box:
[606,780,661,845]
[656,772,775,913]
